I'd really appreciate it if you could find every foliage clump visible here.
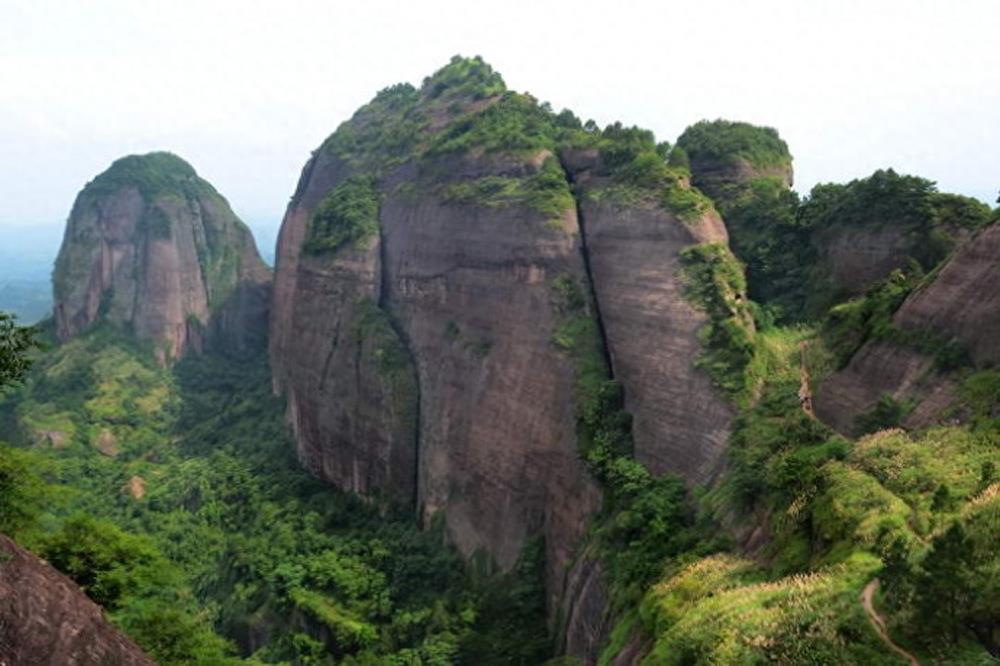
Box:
[83,152,205,200]
[680,243,756,399]
[304,175,380,255]
[421,55,506,101]
[439,156,573,223]
[0,330,556,664]
[0,312,37,389]
[676,119,792,170]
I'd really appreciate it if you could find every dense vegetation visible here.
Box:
[595,320,998,663]
[304,176,381,256]
[679,243,756,399]
[316,56,719,231]
[676,120,792,171]
[0,324,552,664]
[0,311,36,388]
[83,152,210,200]
[5,58,999,665]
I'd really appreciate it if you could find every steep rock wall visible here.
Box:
[816,222,1000,433]
[269,151,418,507]
[580,198,733,483]
[53,153,271,362]
[271,148,602,614]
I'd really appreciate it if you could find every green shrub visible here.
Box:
[304,176,380,255]
[676,119,791,170]
[679,244,756,398]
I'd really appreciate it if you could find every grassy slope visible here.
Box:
[598,325,997,664]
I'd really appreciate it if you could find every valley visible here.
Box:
[0,55,997,665]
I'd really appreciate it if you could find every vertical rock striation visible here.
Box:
[53,152,271,363]
[269,57,742,659]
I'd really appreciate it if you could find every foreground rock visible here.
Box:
[0,534,153,665]
[270,57,739,658]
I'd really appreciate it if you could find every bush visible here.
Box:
[304,176,380,255]
[679,244,756,398]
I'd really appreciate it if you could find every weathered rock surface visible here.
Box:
[271,150,420,508]
[0,534,153,665]
[572,179,734,483]
[894,221,1000,365]
[811,224,915,297]
[559,551,612,662]
[53,152,271,363]
[270,59,739,661]
[271,145,602,615]
[816,222,1000,433]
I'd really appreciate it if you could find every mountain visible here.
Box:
[268,56,746,648]
[52,152,272,364]
[1,56,997,665]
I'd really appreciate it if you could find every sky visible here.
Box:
[2,0,998,241]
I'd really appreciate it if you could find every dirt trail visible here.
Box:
[798,341,814,417]
[861,579,920,666]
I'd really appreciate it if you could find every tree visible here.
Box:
[880,538,914,610]
[915,522,974,645]
[0,311,37,388]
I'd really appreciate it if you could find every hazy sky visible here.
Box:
[2,0,998,233]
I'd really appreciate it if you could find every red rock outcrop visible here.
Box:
[270,58,740,661]
[53,152,271,363]
[0,534,153,666]
[565,153,735,484]
[816,221,1000,432]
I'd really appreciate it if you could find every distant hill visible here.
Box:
[0,224,62,323]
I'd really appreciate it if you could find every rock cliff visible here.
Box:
[0,534,153,665]
[53,152,271,363]
[269,57,741,658]
[816,221,1000,433]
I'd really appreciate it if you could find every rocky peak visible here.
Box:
[270,56,747,657]
[53,152,271,363]
[676,119,794,200]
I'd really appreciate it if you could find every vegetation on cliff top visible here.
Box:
[677,119,791,170]
[318,55,718,228]
[83,152,208,200]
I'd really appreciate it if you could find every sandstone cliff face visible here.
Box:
[270,58,740,661]
[270,150,419,508]
[53,152,271,362]
[0,534,153,666]
[271,145,602,619]
[816,222,1000,433]
[567,159,734,484]
[894,221,1000,365]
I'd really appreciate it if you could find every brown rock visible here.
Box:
[271,147,602,612]
[0,534,153,665]
[894,221,1000,365]
[39,430,68,448]
[559,551,612,662]
[94,429,119,457]
[816,222,1000,433]
[123,476,146,500]
[577,192,734,484]
[53,152,271,363]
